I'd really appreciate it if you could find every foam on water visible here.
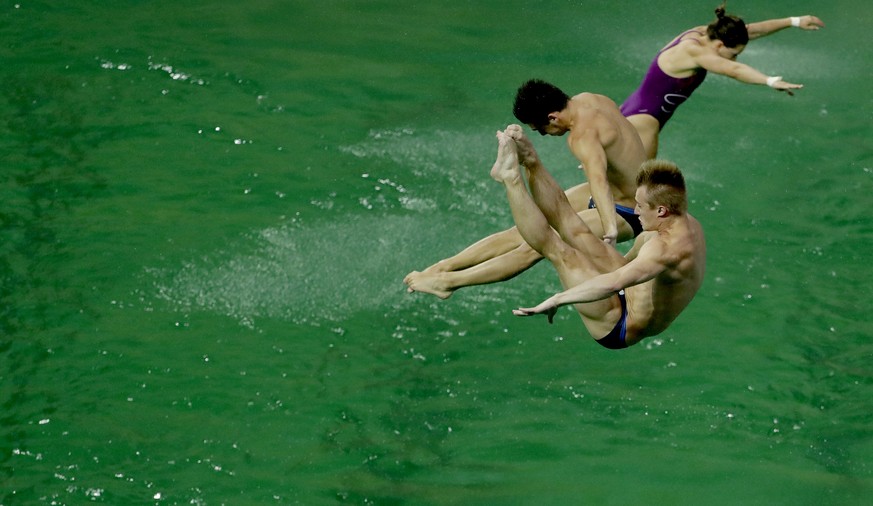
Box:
[151,215,433,327]
[150,126,567,328]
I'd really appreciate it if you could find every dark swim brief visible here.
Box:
[596,290,628,350]
[588,197,644,237]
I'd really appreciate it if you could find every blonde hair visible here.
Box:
[636,160,687,214]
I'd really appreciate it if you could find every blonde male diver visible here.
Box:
[492,125,705,349]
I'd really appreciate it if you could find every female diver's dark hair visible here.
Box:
[707,3,749,48]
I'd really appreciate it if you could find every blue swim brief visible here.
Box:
[596,290,628,350]
[588,197,643,237]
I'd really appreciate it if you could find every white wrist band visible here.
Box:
[766,76,781,87]
[791,16,801,27]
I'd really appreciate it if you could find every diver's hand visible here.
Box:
[513,298,559,323]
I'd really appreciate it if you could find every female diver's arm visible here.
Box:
[746,15,824,40]
[692,47,803,93]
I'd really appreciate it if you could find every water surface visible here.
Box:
[2,1,872,504]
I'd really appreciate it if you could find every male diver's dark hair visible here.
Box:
[512,79,570,128]
[637,160,688,215]
[707,3,749,48]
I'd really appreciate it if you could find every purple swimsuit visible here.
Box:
[620,30,708,128]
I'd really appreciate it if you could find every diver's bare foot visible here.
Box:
[489,130,521,183]
[505,124,540,168]
[404,271,454,299]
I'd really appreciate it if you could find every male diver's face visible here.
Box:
[528,122,565,137]
[635,186,658,231]
[529,124,547,136]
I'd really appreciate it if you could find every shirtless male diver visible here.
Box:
[404,79,646,299]
[493,125,705,349]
